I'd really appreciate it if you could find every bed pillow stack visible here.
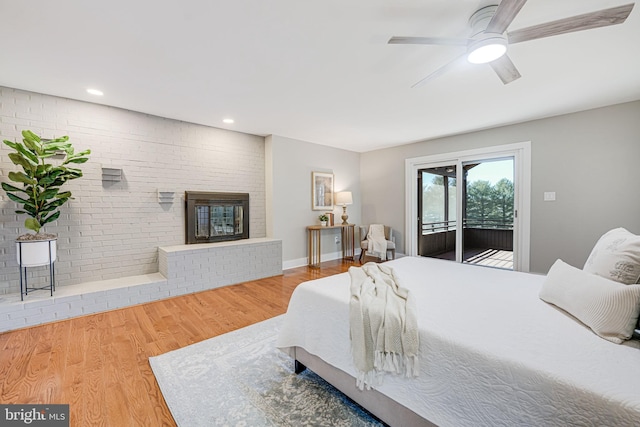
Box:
[583,228,640,285]
[539,228,640,343]
[583,227,640,333]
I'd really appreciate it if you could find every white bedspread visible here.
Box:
[277,256,640,427]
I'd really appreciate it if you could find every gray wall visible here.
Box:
[266,135,361,268]
[360,101,640,273]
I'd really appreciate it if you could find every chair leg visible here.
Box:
[359,250,364,262]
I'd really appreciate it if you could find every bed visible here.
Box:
[276,256,640,427]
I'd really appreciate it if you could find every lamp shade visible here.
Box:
[335,191,353,206]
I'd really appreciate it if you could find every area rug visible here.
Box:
[149,315,385,426]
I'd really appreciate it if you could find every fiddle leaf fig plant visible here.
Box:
[2,130,91,236]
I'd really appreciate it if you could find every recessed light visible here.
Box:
[223,118,234,124]
[86,88,104,96]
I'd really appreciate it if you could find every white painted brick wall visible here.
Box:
[0,86,266,295]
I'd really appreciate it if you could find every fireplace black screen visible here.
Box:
[185,192,249,244]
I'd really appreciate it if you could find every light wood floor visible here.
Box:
[0,259,354,427]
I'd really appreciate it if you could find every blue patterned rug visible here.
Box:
[149,315,385,426]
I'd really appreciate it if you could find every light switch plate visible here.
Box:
[544,191,556,201]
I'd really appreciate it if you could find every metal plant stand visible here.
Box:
[17,240,56,301]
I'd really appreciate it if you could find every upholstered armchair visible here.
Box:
[359,225,396,262]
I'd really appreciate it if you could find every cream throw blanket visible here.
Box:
[349,262,419,390]
[367,224,388,261]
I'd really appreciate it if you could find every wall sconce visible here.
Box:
[101,166,123,182]
[158,190,175,204]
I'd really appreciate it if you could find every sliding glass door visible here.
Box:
[417,157,515,270]
[418,165,457,260]
[461,158,514,269]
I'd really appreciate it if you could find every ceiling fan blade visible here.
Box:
[412,53,467,88]
[489,54,522,84]
[388,36,471,46]
[507,3,635,44]
[486,0,528,34]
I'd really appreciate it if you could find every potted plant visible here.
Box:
[2,130,90,267]
[319,214,329,226]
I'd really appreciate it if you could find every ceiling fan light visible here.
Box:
[467,37,507,64]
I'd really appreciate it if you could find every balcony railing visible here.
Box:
[463,217,513,230]
[419,217,514,260]
[421,217,512,234]
[421,219,456,234]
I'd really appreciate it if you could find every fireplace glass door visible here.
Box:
[195,205,244,238]
[185,192,250,244]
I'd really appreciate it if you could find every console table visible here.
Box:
[307,224,356,267]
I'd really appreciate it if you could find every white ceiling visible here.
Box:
[1,0,638,152]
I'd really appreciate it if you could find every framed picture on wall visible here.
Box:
[312,171,334,211]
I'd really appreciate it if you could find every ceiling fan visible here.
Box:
[389,0,635,87]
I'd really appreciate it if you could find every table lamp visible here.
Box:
[335,191,353,225]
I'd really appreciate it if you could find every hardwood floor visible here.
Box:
[0,259,355,427]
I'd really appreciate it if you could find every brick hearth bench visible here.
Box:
[0,238,282,332]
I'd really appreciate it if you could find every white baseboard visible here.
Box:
[282,257,309,270]
[283,249,363,270]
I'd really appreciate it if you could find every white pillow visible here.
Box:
[540,259,640,344]
[583,227,640,285]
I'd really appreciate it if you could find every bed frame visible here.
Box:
[280,256,640,426]
[292,346,436,427]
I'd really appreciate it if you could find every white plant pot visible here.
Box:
[320,221,327,226]
[16,239,57,267]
